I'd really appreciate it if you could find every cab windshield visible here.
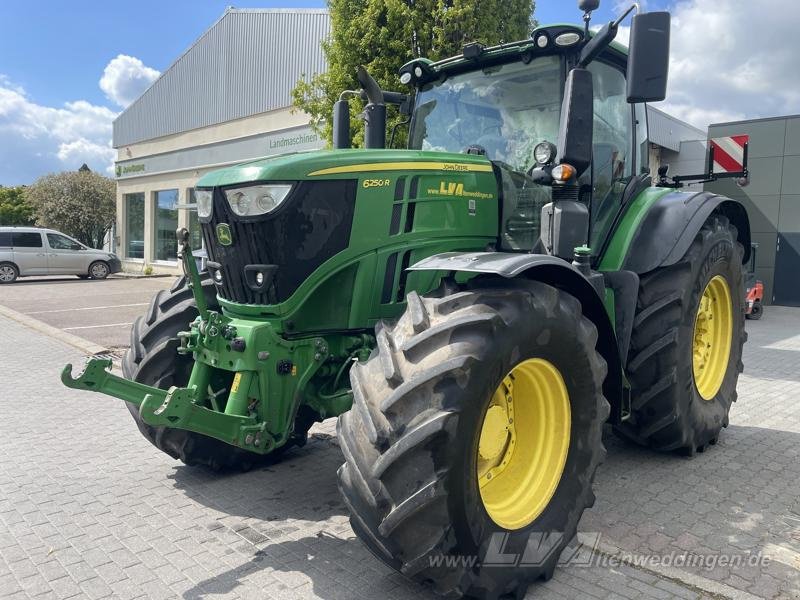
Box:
[409,55,563,173]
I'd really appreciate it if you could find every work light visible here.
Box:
[534,141,557,165]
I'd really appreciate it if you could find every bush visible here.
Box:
[0,186,36,226]
[25,170,115,249]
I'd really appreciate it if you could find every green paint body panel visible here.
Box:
[598,187,674,272]
[196,148,494,188]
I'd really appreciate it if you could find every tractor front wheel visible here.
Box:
[337,279,608,598]
[122,275,269,470]
[615,213,746,454]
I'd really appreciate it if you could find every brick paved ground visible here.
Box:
[0,306,798,599]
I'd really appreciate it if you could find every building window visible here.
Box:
[187,189,204,250]
[155,189,179,261]
[124,193,145,259]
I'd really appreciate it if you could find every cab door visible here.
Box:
[11,231,48,274]
[45,232,90,274]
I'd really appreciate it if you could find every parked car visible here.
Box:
[0,227,121,283]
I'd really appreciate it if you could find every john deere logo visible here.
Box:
[216,223,233,246]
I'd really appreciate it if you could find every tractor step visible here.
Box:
[61,358,274,454]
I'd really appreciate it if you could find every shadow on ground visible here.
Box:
[180,533,430,600]
[168,433,349,523]
[163,420,800,600]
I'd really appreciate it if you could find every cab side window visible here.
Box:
[47,233,80,250]
[587,60,634,249]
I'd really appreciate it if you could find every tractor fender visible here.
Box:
[623,190,751,274]
[408,252,623,423]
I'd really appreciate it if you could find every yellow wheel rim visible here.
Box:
[692,275,733,400]
[477,358,571,530]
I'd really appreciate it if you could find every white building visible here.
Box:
[112,9,329,274]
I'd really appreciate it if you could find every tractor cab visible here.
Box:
[335,6,670,263]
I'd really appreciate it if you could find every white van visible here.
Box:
[0,227,121,284]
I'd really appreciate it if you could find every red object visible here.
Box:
[745,280,764,320]
[710,135,749,173]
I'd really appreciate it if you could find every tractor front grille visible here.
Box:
[201,180,357,305]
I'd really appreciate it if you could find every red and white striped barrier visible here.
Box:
[709,135,749,174]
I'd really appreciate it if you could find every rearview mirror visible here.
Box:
[626,12,671,103]
[556,68,594,177]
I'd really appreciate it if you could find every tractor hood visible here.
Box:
[196,148,494,187]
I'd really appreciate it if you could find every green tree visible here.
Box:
[293,0,535,147]
[25,170,116,249]
[0,186,36,226]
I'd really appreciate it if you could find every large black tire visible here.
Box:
[615,214,746,454]
[122,274,267,470]
[337,278,609,599]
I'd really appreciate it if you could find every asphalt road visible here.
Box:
[0,275,174,349]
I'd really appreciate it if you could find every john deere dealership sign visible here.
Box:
[114,125,322,180]
[115,163,145,177]
[269,131,319,151]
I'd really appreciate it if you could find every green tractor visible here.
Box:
[63,2,750,597]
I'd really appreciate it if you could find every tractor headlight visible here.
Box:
[224,185,292,217]
[196,189,213,218]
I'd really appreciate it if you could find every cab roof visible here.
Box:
[401,23,628,85]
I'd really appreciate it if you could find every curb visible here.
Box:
[0,303,108,356]
[110,273,173,279]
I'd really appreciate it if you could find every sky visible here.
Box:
[1,0,798,185]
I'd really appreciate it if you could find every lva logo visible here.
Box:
[438,181,465,196]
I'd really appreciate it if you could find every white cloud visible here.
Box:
[0,53,159,184]
[0,78,118,182]
[99,54,160,108]
[658,0,800,129]
[613,0,648,15]
[592,24,631,47]
[56,139,116,174]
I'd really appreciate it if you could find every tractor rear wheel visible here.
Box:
[337,278,608,599]
[122,275,269,470]
[615,214,746,454]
